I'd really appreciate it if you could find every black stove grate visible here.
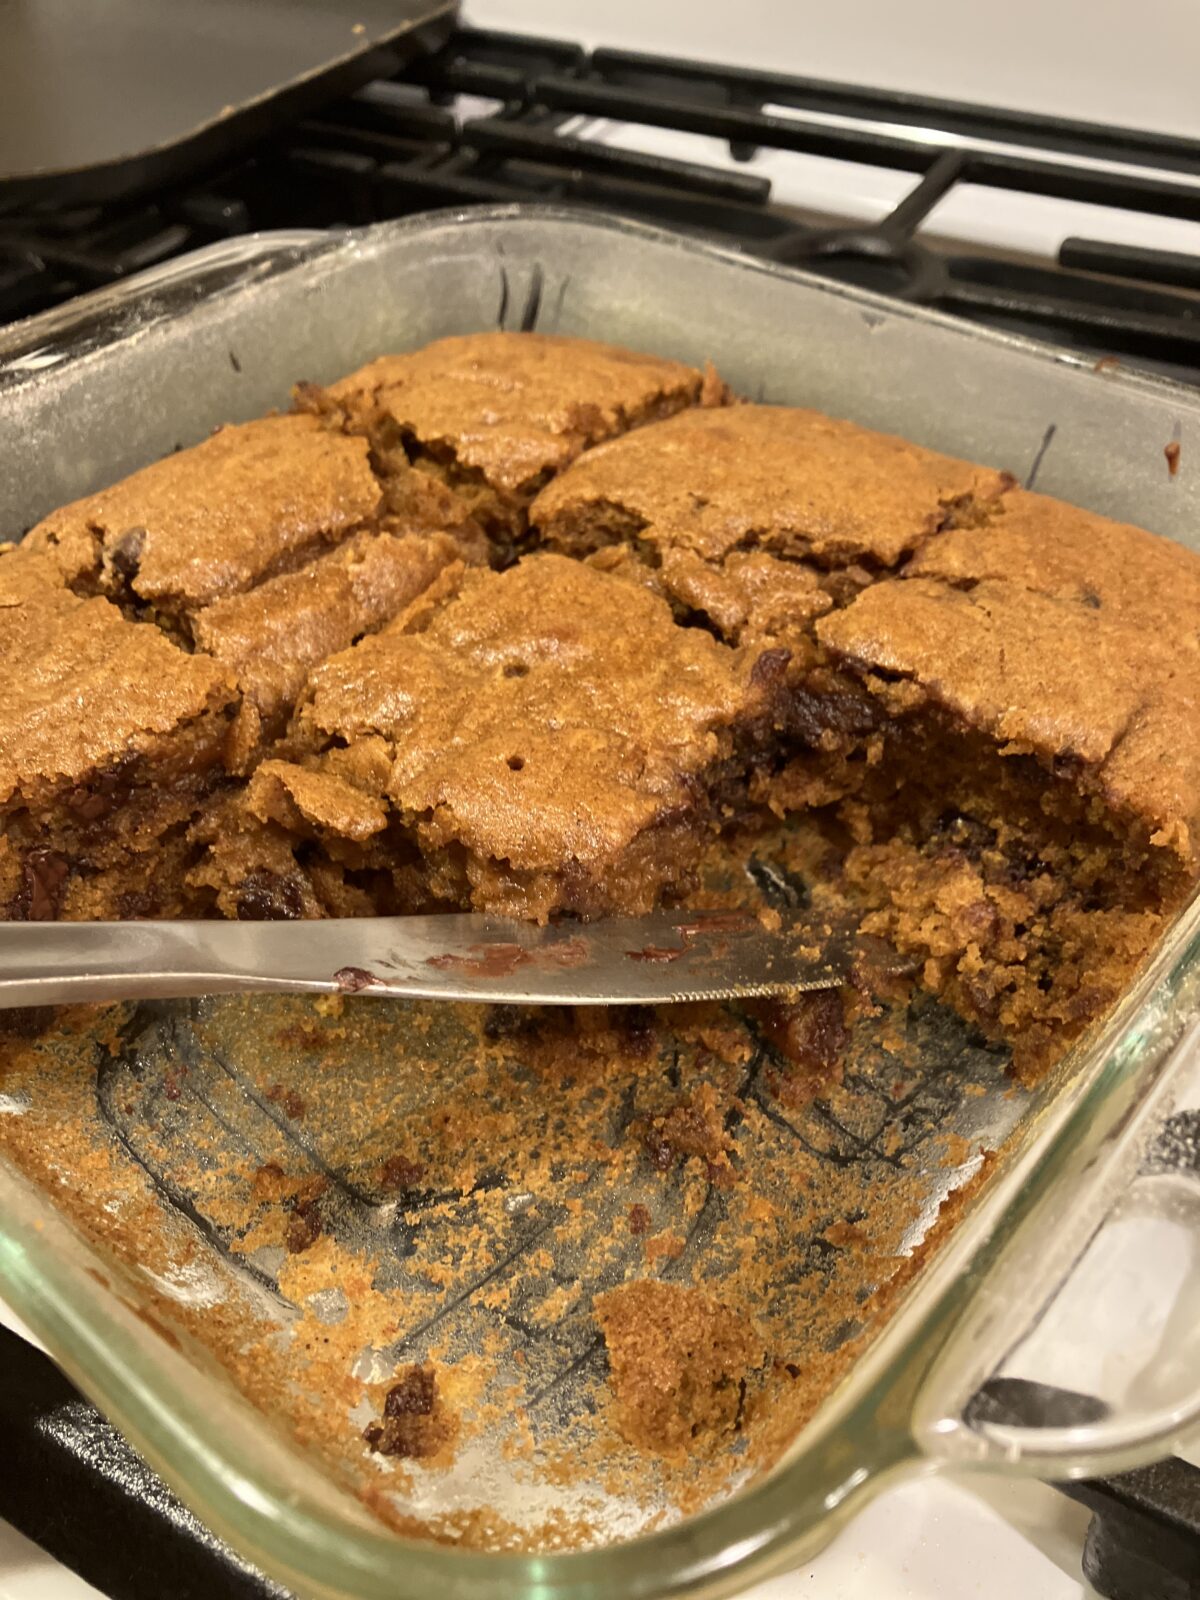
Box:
[3,26,1200,380]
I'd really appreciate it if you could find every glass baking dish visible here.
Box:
[2,207,1200,1600]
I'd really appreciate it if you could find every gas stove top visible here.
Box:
[3,24,1200,382]
[3,13,1200,1600]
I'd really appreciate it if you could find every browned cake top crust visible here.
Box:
[531,403,1012,568]
[294,552,770,873]
[817,575,1200,865]
[24,414,381,619]
[192,528,462,752]
[319,331,719,498]
[0,550,235,807]
[908,486,1200,633]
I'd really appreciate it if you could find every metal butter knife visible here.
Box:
[0,911,846,1010]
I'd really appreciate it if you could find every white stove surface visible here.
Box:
[5,1,1197,1593]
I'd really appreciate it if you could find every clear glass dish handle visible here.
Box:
[912,985,1200,1480]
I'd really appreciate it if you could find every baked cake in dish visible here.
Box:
[7,331,1199,1079]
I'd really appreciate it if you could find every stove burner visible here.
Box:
[969,1375,1200,1600]
[0,1325,285,1598]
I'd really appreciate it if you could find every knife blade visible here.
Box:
[0,910,848,1010]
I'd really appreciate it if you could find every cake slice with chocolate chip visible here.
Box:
[303,331,726,552]
[23,412,473,764]
[815,568,1200,1076]
[25,414,385,624]
[199,553,789,921]
[0,549,237,920]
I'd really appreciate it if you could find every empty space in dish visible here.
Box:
[0,816,1021,1547]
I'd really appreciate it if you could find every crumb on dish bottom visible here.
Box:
[593,1280,766,1460]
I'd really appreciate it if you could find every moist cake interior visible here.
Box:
[6,331,1199,1084]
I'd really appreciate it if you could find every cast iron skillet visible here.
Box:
[0,0,456,205]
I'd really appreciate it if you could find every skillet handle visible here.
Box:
[911,1004,1200,1479]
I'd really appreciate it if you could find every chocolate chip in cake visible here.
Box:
[639,1084,734,1186]
[113,888,160,919]
[235,869,305,921]
[758,991,848,1082]
[385,1366,436,1418]
[15,851,70,922]
[0,1005,60,1040]
[378,1153,426,1191]
[65,757,136,823]
[749,646,792,688]
[285,1196,323,1253]
[265,1083,307,1121]
[107,525,147,582]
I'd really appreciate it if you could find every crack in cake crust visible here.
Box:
[193,528,467,766]
[301,331,728,552]
[531,403,1014,570]
[205,554,793,922]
